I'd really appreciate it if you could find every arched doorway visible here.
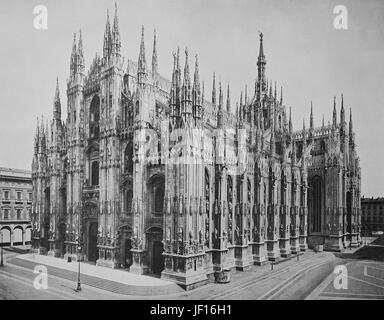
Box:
[87,222,98,262]
[13,226,23,246]
[58,223,66,256]
[152,241,164,275]
[25,226,32,245]
[1,227,11,246]
[118,226,132,269]
[124,238,132,268]
[146,227,164,275]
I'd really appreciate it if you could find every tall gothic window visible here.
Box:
[154,187,164,213]
[268,167,273,205]
[89,95,100,139]
[227,176,233,206]
[281,171,285,206]
[124,142,134,173]
[126,189,133,214]
[205,168,210,213]
[91,161,99,186]
[311,176,322,232]
[263,182,267,207]
[150,175,165,214]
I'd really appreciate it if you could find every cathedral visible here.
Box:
[31,5,362,289]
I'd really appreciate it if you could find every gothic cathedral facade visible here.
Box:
[31,6,362,289]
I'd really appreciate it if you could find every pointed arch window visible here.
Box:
[91,161,99,186]
[281,171,285,206]
[227,176,233,204]
[311,176,322,233]
[268,167,273,205]
[126,189,133,214]
[154,187,164,213]
[124,142,134,173]
[205,168,210,213]
[90,95,100,139]
[150,175,165,214]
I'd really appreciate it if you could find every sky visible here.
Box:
[0,0,383,197]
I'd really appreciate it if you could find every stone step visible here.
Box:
[8,257,183,296]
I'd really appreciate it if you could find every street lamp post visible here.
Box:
[75,203,82,292]
[1,230,4,267]
[76,241,81,292]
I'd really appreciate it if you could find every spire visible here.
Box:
[333,96,337,127]
[302,118,306,132]
[176,46,180,71]
[192,54,201,120]
[257,32,266,92]
[322,114,325,127]
[259,33,265,59]
[289,107,292,134]
[182,47,191,100]
[212,72,216,106]
[202,80,205,104]
[310,101,313,130]
[193,54,200,92]
[103,9,112,59]
[245,84,248,105]
[170,50,178,113]
[349,108,353,134]
[45,120,49,145]
[192,54,200,111]
[152,29,158,75]
[219,81,223,109]
[274,81,277,101]
[137,25,147,85]
[53,77,61,120]
[111,3,121,56]
[40,115,45,139]
[36,117,40,137]
[77,29,85,72]
[269,80,272,97]
[280,86,283,105]
[340,93,345,124]
[184,48,190,84]
[237,92,242,122]
[176,47,181,92]
[70,33,77,77]
[34,117,40,153]
[226,82,230,113]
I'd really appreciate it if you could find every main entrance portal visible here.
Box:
[87,222,98,262]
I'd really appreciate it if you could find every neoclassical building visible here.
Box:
[31,6,361,289]
[0,167,32,247]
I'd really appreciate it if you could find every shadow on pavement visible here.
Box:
[334,235,384,262]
